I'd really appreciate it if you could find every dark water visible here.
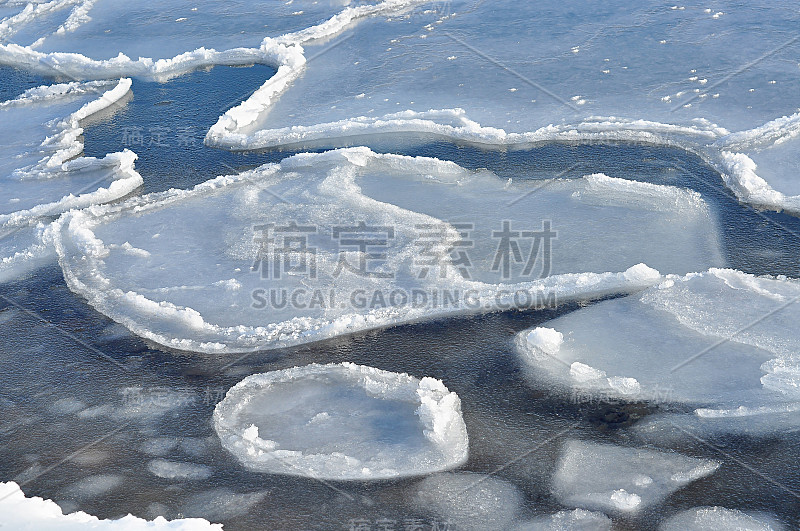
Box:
[1,64,800,529]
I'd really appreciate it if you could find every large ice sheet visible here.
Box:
[660,506,786,531]
[213,362,468,480]
[0,481,221,530]
[203,1,800,214]
[517,268,800,418]
[47,147,713,352]
[3,1,798,214]
[552,440,719,514]
[0,77,142,282]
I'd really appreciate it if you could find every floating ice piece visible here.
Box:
[552,440,719,514]
[514,509,612,530]
[181,489,269,522]
[50,147,733,352]
[0,481,221,530]
[213,362,468,480]
[517,268,800,416]
[0,78,141,283]
[147,459,213,481]
[660,506,785,530]
[414,472,524,531]
[66,474,123,499]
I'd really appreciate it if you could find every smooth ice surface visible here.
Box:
[49,147,726,352]
[517,268,800,418]
[213,362,468,480]
[660,506,785,531]
[0,481,221,530]
[0,76,142,282]
[413,472,524,531]
[552,440,720,514]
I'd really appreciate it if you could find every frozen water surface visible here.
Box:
[1,0,800,529]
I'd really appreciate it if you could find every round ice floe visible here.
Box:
[213,363,468,480]
[660,506,785,530]
[414,472,524,531]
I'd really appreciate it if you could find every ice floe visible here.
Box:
[3,0,799,216]
[0,77,141,282]
[213,362,468,480]
[517,268,800,418]
[552,440,719,514]
[413,472,524,531]
[47,147,732,352]
[660,506,785,530]
[147,459,213,481]
[514,509,612,531]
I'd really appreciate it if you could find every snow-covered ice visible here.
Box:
[213,362,468,480]
[0,481,221,530]
[552,439,720,513]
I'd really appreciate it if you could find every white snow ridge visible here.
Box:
[213,362,468,480]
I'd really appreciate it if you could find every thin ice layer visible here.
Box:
[48,147,691,353]
[0,77,142,282]
[552,440,720,514]
[517,268,800,416]
[213,362,468,480]
[660,506,785,531]
[0,481,221,530]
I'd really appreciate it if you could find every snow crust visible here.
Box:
[552,440,719,514]
[0,481,221,530]
[213,362,467,480]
